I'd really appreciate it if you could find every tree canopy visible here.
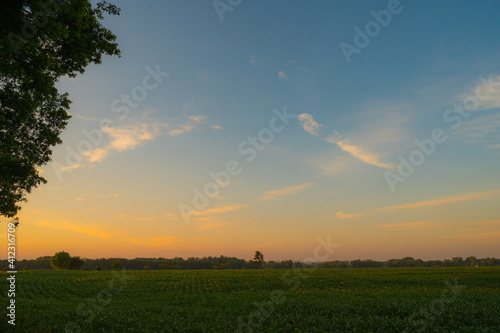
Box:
[0,0,120,219]
[252,251,264,269]
[50,251,84,270]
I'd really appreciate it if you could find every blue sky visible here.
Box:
[12,0,500,261]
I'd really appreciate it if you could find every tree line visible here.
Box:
[2,254,499,271]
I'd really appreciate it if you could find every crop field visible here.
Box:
[1,267,499,332]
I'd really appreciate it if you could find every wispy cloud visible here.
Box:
[36,220,117,239]
[259,182,313,201]
[249,56,264,66]
[82,148,109,162]
[211,125,223,130]
[336,211,366,219]
[165,213,181,221]
[59,164,83,172]
[192,204,250,217]
[168,123,196,136]
[324,131,395,170]
[278,71,287,79]
[461,75,500,111]
[74,114,100,121]
[298,113,321,136]
[67,111,209,170]
[189,115,206,123]
[103,123,159,152]
[454,113,500,146]
[376,190,499,212]
[309,156,352,176]
[377,221,432,229]
[135,216,159,221]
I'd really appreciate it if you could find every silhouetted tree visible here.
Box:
[252,251,264,269]
[50,251,72,270]
[112,260,121,270]
[70,256,85,270]
[0,0,120,221]
[465,256,477,267]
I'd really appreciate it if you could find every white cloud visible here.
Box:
[298,113,321,136]
[103,123,159,152]
[168,124,195,136]
[189,115,206,123]
[460,75,500,111]
[211,125,223,130]
[324,132,395,170]
[278,71,287,79]
[83,148,109,162]
[258,182,313,201]
[191,204,250,220]
[376,190,499,212]
[58,164,83,172]
[336,211,366,219]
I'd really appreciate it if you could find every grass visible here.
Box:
[1,267,499,332]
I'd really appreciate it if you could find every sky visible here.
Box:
[5,0,500,261]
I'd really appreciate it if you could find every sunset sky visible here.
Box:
[6,1,500,261]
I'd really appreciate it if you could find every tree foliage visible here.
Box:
[4,255,500,271]
[50,251,85,270]
[0,0,120,219]
[252,251,264,269]
[70,256,85,269]
[112,260,120,270]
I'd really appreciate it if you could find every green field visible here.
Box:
[1,267,499,332]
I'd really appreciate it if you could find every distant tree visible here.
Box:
[452,257,464,267]
[220,262,231,269]
[112,260,120,270]
[96,265,102,271]
[50,251,72,270]
[70,256,85,270]
[143,265,150,270]
[252,251,265,269]
[465,256,477,267]
[0,0,121,221]
[212,265,218,270]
